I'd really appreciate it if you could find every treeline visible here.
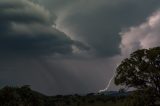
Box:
[0,86,127,106]
[0,85,52,106]
[0,85,159,106]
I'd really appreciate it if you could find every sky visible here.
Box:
[1,0,160,95]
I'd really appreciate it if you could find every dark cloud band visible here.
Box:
[0,0,87,56]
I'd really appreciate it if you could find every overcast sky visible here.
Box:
[1,0,160,95]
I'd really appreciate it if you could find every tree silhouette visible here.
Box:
[114,47,160,105]
[0,86,51,106]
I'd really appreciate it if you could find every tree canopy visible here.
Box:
[115,47,160,97]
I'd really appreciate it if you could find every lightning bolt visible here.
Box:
[99,71,116,93]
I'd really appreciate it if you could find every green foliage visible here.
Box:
[115,47,160,105]
[115,47,160,89]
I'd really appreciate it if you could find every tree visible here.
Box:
[124,88,156,106]
[114,47,160,104]
[0,86,48,106]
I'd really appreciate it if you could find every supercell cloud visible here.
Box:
[0,0,86,56]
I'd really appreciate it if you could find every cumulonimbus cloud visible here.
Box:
[120,10,160,56]
[0,0,87,56]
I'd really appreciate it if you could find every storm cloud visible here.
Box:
[52,0,160,56]
[120,10,160,56]
[0,0,87,56]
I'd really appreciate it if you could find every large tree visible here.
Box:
[115,47,160,97]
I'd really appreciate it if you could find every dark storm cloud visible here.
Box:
[52,0,160,57]
[31,0,76,11]
[0,0,52,25]
[0,0,87,56]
